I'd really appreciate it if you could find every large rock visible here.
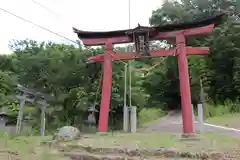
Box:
[55,126,81,141]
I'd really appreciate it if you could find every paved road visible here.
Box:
[145,112,240,139]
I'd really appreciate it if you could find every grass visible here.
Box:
[0,132,239,159]
[0,133,60,160]
[205,113,240,128]
[139,116,167,128]
[138,108,166,127]
[78,132,240,152]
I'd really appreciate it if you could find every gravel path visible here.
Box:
[145,111,240,139]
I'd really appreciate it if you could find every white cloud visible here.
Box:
[0,0,163,54]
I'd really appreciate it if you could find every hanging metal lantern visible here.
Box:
[126,24,156,56]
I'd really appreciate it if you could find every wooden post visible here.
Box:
[16,96,26,134]
[40,105,46,136]
[37,99,48,136]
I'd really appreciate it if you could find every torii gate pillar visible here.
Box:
[176,33,194,135]
[98,43,113,132]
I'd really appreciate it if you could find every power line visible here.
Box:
[30,0,61,17]
[0,7,78,45]
[29,0,78,44]
[30,0,74,30]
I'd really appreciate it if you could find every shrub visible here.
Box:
[224,100,240,113]
[203,100,240,119]
[138,108,166,126]
[203,103,216,119]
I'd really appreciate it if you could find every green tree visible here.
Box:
[146,0,240,108]
[7,40,146,129]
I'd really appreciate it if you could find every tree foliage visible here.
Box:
[145,0,240,108]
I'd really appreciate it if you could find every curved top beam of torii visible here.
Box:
[73,13,226,63]
[73,13,225,45]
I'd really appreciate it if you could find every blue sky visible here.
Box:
[0,0,163,54]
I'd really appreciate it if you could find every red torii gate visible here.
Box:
[73,14,224,136]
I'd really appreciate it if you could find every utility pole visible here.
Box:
[123,47,129,132]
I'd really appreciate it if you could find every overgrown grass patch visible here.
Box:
[196,102,240,128]
[203,101,240,118]
[0,133,57,160]
[205,113,240,128]
[138,108,166,127]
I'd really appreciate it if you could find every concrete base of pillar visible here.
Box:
[180,133,200,141]
[97,132,109,136]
